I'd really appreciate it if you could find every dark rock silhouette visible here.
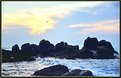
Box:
[79,70,93,76]
[62,72,78,76]
[12,44,20,53]
[39,39,55,57]
[84,37,98,49]
[75,48,93,58]
[54,44,79,59]
[98,40,114,51]
[2,49,13,62]
[33,65,69,76]
[21,43,32,53]
[93,46,114,59]
[30,44,39,55]
[2,37,119,62]
[55,41,68,52]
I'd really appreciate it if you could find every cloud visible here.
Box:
[2,1,113,35]
[69,20,119,34]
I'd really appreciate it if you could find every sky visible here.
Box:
[2,1,120,52]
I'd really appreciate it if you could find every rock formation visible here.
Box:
[2,37,119,62]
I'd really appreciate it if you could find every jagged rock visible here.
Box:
[98,40,114,51]
[2,37,118,62]
[30,44,39,55]
[76,48,93,58]
[39,39,55,56]
[55,41,68,52]
[33,65,69,76]
[12,44,20,53]
[84,37,98,49]
[2,49,13,62]
[54,45,79,59]
[21,43,32,52]
[93,46,114,59]
[65,45,79,54]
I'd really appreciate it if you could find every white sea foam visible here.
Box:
[2,57,120,77]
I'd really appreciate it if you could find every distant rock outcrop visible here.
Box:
[2,37,119,62]
[84,37,98,49]
[39,39,55,57]
[12,44,20,53]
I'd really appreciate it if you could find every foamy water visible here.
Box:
[2,57,120,77]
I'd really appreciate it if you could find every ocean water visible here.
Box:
[1,57,120,77]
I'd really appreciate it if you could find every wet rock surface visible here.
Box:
[33,65,93,76]
[33,65,69,76]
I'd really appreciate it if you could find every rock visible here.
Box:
[12,44,20,53]
[114,51,119,59]
[98,40,114,51]
[39,39,50,47]
[62,69,93,76]
[79,70,93,76]
[76,48,93,58]
[2,49,13,62]
[54,45,79,59]
[62,69,82,76]
[93,46,114,59]
[21,43,32,52]
[30,44,39,55]
[39,39,55,57]
[55,41,67,52]
[33,65,69,76]
[62,72,78,76]
[71,69,82,74]
[84,37,98,49]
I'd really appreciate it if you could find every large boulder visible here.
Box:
[82,37,117,59]
[12,44,20,53]
[21,43,32,52]
[84,37,98,50]
[79,70,93,76]
[55,42,68,52]
[39,39,55,56]
[30,44,39,55]
[33,65,69,76]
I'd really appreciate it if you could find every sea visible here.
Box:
[1,57,120,77]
